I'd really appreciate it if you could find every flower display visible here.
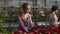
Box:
[12,25,60,34]
[29,31,37,34]
[12,30,23,34]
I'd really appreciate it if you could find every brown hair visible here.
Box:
[51,5,58,13]
[18,3,30,20]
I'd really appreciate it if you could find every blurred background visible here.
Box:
[0,0,60,34]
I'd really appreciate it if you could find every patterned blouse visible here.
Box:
[18,13,34,32]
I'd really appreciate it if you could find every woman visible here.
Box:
[49,5,59,27]
[18,3,34,33]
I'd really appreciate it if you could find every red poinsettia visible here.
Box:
[12,29,23,34]
[48,25,60,34]
[16,30,23,33]
[32,26,40,30]
[37,26,48,34]
[30,26,40,32]
[29,31,37,34]
[37,25,60,34]
[12,25,60,34]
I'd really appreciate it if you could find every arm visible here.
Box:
[18,15,29,32]
[29,15,34,27]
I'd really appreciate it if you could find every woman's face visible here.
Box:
[25,5,31,13]
[55,9,58,13]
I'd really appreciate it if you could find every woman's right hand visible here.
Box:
[23,32,29,34]
[24,32,27,34]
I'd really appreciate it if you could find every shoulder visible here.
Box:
[49,13,55,18]
[18,15,22,19]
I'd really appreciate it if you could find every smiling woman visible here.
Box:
[49,5,59,27]
[18,3,35,34]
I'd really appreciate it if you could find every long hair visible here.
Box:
[18,3,30,20]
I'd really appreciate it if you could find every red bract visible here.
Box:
[29,31,37,34]
[13,30,23,34]
[47,31,52,34]
[30,26,40,32]
[41,26,47,32]
[48,25,60,34]
[12,25,60,34]
[16,30,23,33]
[49,26,60,32]
[32,26,40,30]
[37,26,48,34]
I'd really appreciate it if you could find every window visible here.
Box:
[0,0,4,7]
[20,0,33,6]
[46,0,56,8]
[57,0,60,9]
[37,0,45,7]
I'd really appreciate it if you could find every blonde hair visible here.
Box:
[18,3,30,20]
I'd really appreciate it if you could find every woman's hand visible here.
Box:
[24,32,27,34]
[56,22,60,25]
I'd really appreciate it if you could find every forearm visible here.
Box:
[22,26,29,32]
[30,22,34,27]
[18,16,29,32]
[29,16,34,27]
[20,21,29,32]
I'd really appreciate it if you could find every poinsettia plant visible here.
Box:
[12,25,60,34]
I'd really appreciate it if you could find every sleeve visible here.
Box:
[49,14,55,25]
[18,15,29,32]
[28,15,35,27]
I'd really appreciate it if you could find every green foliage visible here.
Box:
[44,10,50,16]
[0,18,10,34]
[2,7,18,22]
[0,8,11,34]
[33,9,41,21]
